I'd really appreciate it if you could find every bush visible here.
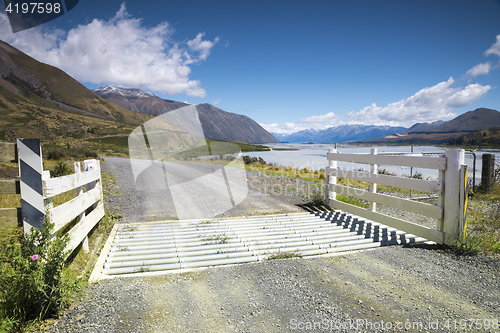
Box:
[0,221,80,330]
[46,148,65,160]
[51,161,73,178]
[242,155,266,165]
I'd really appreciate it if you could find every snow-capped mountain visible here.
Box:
[94,85,279,144]
[94,85,155,98]
[278,125,408,143]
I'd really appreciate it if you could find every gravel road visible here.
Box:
[48,157,500,333]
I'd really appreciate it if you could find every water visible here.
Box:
[246,143,499,183]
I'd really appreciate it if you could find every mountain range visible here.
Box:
[0,40,277,145]
[0,39,498,146]
[275,125,408,143]
[94,86,278,144]
[364,108,500,144]
[275,108,500,144]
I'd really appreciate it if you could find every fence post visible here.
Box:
[369,148,378,212]
[443,149,465,245]
[73,162,89,252]
[325,148,337,207]
[17,138,45,233]
[480,154,495,193]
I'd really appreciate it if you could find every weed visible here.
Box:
[134,266,152,273]
[453,234,482,254]
[0,220,82,330]
[267,252,302,260]
[50,161,73,177]
[201,234,229,244]
[309,192,325,207]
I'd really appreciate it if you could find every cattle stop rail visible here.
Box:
[325,148,467,245]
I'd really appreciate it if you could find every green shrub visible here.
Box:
[0,221,80,330]
[51,161,73,177]
[46,148,65,160]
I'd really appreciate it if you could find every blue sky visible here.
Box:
[1,0,500,134]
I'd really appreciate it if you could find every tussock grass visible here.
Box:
[458,185,500,254]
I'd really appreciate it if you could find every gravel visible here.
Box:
[47,158,500,332]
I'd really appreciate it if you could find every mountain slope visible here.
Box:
[360,108,500,144]
[431,108,500,133]
[449,127,500,147]
[0,40,150,125]
[280,125,407,143]
[196,103,278,144]
[95,86,279,144]
[0,40,151,142]
[94,86,188,116]
[406,120,447,133]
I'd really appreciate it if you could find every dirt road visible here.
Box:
[49,157,500,333]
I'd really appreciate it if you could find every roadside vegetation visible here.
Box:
[455,162,500,255]
[0,154,121,332]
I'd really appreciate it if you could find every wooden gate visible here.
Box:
[325,148,466,245]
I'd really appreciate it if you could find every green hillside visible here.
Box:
[449,127,500,148]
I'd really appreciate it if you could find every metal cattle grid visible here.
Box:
[92,211,427,279]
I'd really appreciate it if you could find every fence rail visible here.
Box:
[326,148,465,245]
[18,139,104,254]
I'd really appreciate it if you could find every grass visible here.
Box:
[134,266,152,273]
[456,185,500,255]
[267,252,302,260]
[201,234,229,244]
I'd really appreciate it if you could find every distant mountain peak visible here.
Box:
[280,124,408,143]
[94,85,155,98]
[95,87,279,144]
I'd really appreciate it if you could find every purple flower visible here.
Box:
[31,254,39,261]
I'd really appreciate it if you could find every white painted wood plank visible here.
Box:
[64,203,105,253]
[329,183,443,220]
[43,169,100,198]
[327,152,446,170]
[326,168,443,194]
[50,186,102,233]
[20,181,45,213]
[328,199,444,243]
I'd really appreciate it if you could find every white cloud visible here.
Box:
[466,62,491,76]
[262,78,491,134]
[0,3,218,98]
[485,34,500,57]
[212,98,222,106]
[187,33,220,62]
[261,122,306,134]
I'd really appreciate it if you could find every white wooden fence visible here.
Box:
[325,148,466,245]
[19,139,104,254]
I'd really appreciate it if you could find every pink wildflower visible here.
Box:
[31,254,39,261]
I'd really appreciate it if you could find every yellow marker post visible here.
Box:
[461,166,469,241]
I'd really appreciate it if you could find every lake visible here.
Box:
[245,143,499,183]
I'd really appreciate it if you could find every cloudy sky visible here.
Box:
[1,0,500,134]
